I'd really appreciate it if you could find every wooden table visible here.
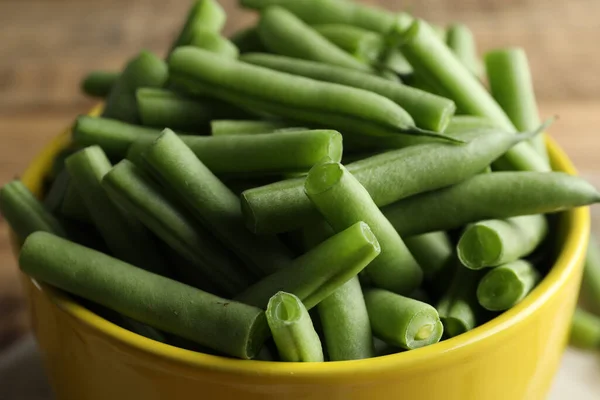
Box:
[1,0,599,392]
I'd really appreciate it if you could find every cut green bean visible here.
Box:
[382,172,600,237]
[312,24,383,63]
[65,146,169,276]
[266,292,324,362]
[241,52,456,133]
[229,27,268,53]
[168,0,226,54]
[241,0,397,34]
[404,231,454,281]
[381,50,413,76]
[102,51,168,124]
[242,128,541,234]
[81,71,119,98]
[485,47,548,161]
[318,277,375,360]
[211,119,292,136]
[436,267,482,338]
[394,19,550,172]
[235,221,380,309]
[305,159,422,294]
[191,30,239,58]
[476,260,540,311]
[258,7,371,71]
[75,115,342,176]
[136,88,249,132]
[446,23,482,78]
[19,232,269,359]
[102,160,254,296]
[583,235,600,313]
[142,129,292,277]
[170,47,451,140]
[457,215,548,270]
[364,288,443,350]
[570,308,600,349]
[0,180,67,241]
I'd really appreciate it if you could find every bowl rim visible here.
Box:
[12,111,590,378]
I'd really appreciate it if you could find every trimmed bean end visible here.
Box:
[304,160,342,196]
[406,310,444,349]
[457,225,503,270]
[477,269,525,311]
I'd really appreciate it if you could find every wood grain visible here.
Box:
[1,0,599,350]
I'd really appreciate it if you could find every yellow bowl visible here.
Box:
[11,114,589,400]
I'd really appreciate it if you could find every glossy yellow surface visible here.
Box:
[11,116,589,400]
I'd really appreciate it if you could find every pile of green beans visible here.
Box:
[4,0,600,362]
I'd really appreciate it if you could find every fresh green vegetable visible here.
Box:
[241,52,456,132]
[142,129,292,277]
[266,291,324,362]
[19,232,269,360]
[65,146,169,276]
[136,88,249,132]
[305,159,422,294]
[445,116,502,135]
[312,24,383,63]
[485,47,549,161]
[235,221,380,309]
[364,288,444,350]
[476,260,540,311]
[382,172,600,237]
[211,119,292,135]
[190,30,240,58]
[404,231,454,281]
[0,180,67,241]
[81,71,119,98]
[102,51,169,124]
[446,23,482,78]
[242,128,541,234]
[436,267,483,337]
[457,215,548,270]
[102,160,254,296]
[570,308,600,349]
[168,0,226,54]
[229,27,268,53]
[60,180,92,224]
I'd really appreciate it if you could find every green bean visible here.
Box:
[242,128,540,234]
[60,180,92,224]
[240,0,396,34]
[211,119,292,136]
[485,47,548,161]
[235,221,380,309]
[318,277,375,360]
[229,27,268,53]
[476,260,540,311]
[81,71,119,98]
[65,146,169,276]
[168,0,226,54]
[436,267,483,338]
[75,115,341,176]
[19,232,269,359]
[446,23,482,78]
[258,7,371,71]
[169,47,461,140]
[381,50,413,76]
[300,220,375,360]
[0,180,67,241]
[102,51,168,124]
[445,115,502,135]
[240,52,456,133]
[191,30,239,58]
[404,231,454,281]
[43,169,70,213]
[382,172,600,237]
[394,19,550,172]
[102,160,254,296]
[457,215,548,270]
[305,159,422,294]
[142,129,292,277]
[311,24,383,63]
[136,88,249,132]
[363,288,443,350]
[583,235,600,313]
[570,308,600,349]
[266,292,324,362]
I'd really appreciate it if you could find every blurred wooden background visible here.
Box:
[1,0,600,349]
